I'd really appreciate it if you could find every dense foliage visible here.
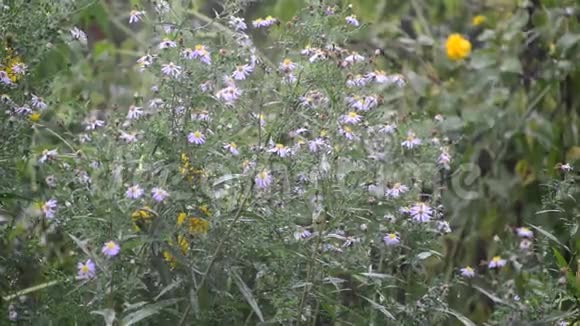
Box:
[1,0,579,325]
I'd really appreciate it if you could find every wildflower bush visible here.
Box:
[1,0,579,325]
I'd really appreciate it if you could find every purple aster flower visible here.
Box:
[255,170,273,189]
[383,233,400,246]
[126,185,144,199]
[77,259,96,279]
[409,202,433,222]
[151,187,169,202]
[460,266,475,278]
[102,241,120,257]
[42,199,58,219]
[488,256,507,269]
[188,131,206,145]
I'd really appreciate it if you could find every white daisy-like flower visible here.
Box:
[401,131,421,149]
[136,54,154,70]
[15,105,32,115]
[30,95,47,110]
[126,105,143,120]
[0,71,13,85]
[228,16,247,31]
[39,149,58,163]
[344,52,365,65]
[488,256,507,269]
[255,170,273,189]
[42,199,58,219]
[151,187,169,202]
[232,64,254,80]
[345,15,360,27]
[119,131,138,143]
[126,185,144,199]
[346,75,368,88]
[383,233,400,246]
[252,16,277,28]
[515,227,533,238]
[269,143,291,158]
[379,124,397,135]
[437,147,452,170]
[161,62,182,78]
[216,86,242,105]
[409,202,433,222]
[84,117,105,130]
[340,111,362,125]
[294,228,312,240]
[339,125,356,140]
[460,266,475,278]
[192,44,212,65]
[437,220,452,233]
[10,63,27,75]
[308,50,327,63]
[70,27,87,42]
[159,38,177,49]
[560,163,573,172]
[129,10,145,24]
[279,58,297,73]
[519,239,532,250]
[148,98,165,110]
[346,95,378,111]
[224,142,240,155]
[308,138,329,153]
[299,90,328,109]
[188,131,206,145]
[385,182,409,198]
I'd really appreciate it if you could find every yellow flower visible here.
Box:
[177,212,187,226]
[163,251,177,269]
[446,34,472,61]
[188,217,209,234]
[199,204,211,217]
[472,15,486,26]
[131,206,154,231]
[29,112,41,122]
[163,235,190,269]
[2,48,24,83]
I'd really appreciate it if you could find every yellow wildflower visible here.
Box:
[446,34,472,61]
[177,212,187,226]
[131,206,154,231]
[199,204,211,217]
[188,217,209,234]
[29,112,41,122]
[472,15,486,26]
[2,47,24,83]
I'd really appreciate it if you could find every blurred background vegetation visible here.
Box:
[1,0,579,324]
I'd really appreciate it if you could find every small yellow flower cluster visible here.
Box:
[131,206,154,231]
[179,153,204,182]
[2,47,24,83]
[177,212,210,234]
[446,34,472,61]
[163,235,190,269]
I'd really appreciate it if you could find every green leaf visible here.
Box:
[500,57,522,74]
[472,285,516,308]
[434,308,477,326]
[231,269,264,322]
[552,247,568,269]
[529,224,571,252]
[120,298,182,326]
[154,280,182,301]
[91,309,116,326]
[360,295,395,320]
[556,33,580,53]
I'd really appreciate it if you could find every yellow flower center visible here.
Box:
[492,256,501,263]
[193,131,202,138]
[81,265,89,273]
[275,144,285,149]
[388,233,397,239]
[106,242,116,250]
[348,112,358,118]
[283,58,292,66]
